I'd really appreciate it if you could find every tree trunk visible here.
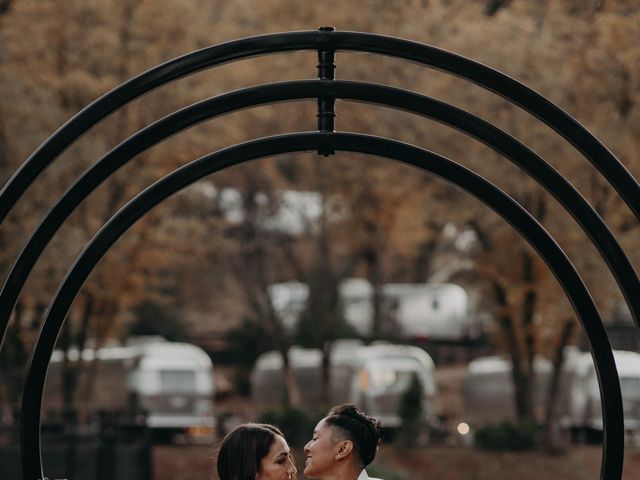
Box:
[520,250,537,421]
[314,170,337,404]
[0,0,14,15]
[57,313,80,476]
[364,245,383,340]
[60,323,78,413]
[492,280,534,421]
[542,318,575,450]
[282,348,302,407]
[0,299,28,408]
[321,341,332,405]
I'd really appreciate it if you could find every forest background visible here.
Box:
[1,0,640,455]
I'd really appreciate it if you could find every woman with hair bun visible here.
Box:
[303,404,384,480]
[217,423,297,480]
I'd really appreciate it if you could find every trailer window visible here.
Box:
[370,369,398,390]
[160,370,196,393]
[620,377,640,398]
[368,369,420,393]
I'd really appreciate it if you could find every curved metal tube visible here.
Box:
[2,80,638,358]
[1,30,637,229]
[22,132,623,480]
[0,30,325,225]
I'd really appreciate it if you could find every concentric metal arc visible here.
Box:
[0,29,635,480]
[22,133,623,480]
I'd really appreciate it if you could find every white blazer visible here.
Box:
[357,470,384,480]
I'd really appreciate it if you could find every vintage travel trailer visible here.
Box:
[461,355,552,427]
[337,342,437,427]
[250,346,325,404]
[250,341,437,428]
[460,349,640,443]
[45,337,216,440]
[559,349,640,442]
[269,278,477,341]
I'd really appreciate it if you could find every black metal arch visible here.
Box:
[2,80,639,356]
[21,132,623,480]
[0,28,636,480]
[1,29,638,227]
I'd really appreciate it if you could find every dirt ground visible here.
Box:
[153,443,640,480]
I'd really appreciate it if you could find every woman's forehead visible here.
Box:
[314,418,330,433]
[270,434,290,453]
[315,418,342,440]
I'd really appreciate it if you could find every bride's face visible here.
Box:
[256,434,297,480]
[303,419,339,478]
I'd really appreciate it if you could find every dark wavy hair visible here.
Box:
[216,423,284,480]
[324,403,382,467]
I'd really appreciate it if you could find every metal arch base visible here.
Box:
[22,132,623,480]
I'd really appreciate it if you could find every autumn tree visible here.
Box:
[0,0,233,414]
[2,0,639,442]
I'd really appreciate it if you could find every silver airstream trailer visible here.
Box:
[269,278,478,342]
[339,343,437,427]
[460,349,640,443]
[249,346,325,404]
[381,283,473,341]
[461,355,552,429]
[560,349,640,442]
[250,341,437,428]
[45,338,216,440]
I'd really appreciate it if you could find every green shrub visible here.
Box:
[367,463,409,480]
[260,406,322,447]
[225,318,271,366]
[128,300,190,341]
[474,420,539,450]
[396,373,425,446]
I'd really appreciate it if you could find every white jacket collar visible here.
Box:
[357,470,370,480]
[357,469,383,480]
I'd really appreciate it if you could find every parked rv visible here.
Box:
[459,349,640,443]
[560,349,640,442]
[268,278,480,342]
[250,346,325,405]
[340,280,475,340]
[250,341,437,428]
[45,337,216,441]
[339,343,437,427]
[460,355,552,428]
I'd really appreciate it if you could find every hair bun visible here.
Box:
[338,404,381,434]
[326,403,382,466]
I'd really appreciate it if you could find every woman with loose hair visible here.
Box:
[217,423,297,480]
[303,404,384,480]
